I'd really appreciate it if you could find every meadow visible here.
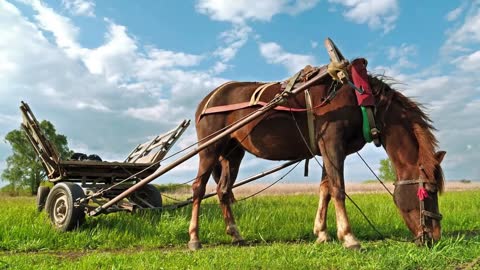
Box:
[0,190,479,269]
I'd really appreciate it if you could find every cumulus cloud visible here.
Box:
[452,50,480,71]
[259,42,317,74]
[196,0,320,24]
[387,43,418,69]
[196,0,321,76]
[214,25,252,63]
[62,0,95,17]
[0,0,225,183]
[328,0,399,33]
[29,0,85,58]
[443,3,480,54]
[445,6,464,22]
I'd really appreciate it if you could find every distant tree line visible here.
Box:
[379,158,396,182]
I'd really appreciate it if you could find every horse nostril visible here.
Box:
[414,232,436,247]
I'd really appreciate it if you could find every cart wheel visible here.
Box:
[129,184,163,208]
[45,183,86,231]
[36,186,50,212]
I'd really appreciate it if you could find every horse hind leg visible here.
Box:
[314,166,331,243]
[216,147,245,245]
[188,148,219,251]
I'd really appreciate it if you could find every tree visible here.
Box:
[1,120,72,195]
[379,158,396,182]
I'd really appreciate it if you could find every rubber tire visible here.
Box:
[45,183,86,231]
[129,184,163,208]
[36,186,50,212]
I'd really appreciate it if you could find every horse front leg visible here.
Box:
[319,137,360,249]
[314,167,331,243]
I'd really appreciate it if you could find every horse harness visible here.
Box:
[199,61,382,149]
[393,165,443,243]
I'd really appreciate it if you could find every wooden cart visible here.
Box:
[20,101,189,231]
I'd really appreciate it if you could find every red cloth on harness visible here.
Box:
[417,187,429,201]
[351,59,375,106]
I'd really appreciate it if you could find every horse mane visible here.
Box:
[368,74,444,192]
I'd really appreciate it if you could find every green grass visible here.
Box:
[0,191,479,269]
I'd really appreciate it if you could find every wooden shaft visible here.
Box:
[90,68,330,216]
[171,159,300,209]
[196,159,300,201]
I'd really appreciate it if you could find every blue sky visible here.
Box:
[1,0,479,186]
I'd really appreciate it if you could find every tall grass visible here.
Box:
[0,191,478,269]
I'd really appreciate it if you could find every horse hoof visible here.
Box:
[188,240,202,251]
[232,239,246,246]
[315,232,330,244]
[344,242,361,250]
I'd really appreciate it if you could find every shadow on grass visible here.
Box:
[443,229,480,240]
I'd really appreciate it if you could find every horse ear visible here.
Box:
[362,58,368,67]
[435,151,446,163]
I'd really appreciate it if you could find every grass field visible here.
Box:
[0,190,479,269]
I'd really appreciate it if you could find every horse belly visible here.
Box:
[234,115,312,160]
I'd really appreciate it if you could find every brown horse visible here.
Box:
[188,58,446,250]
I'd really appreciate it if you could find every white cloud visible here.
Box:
[443,3,480,54]
[196,0,320,24]
[82,22,138,83]
[214,25,252,62]
[452,50,480,71]
[143,48,204,69]
[76,100,111,112]
[259,42,316,74]
[125,99,184,123]
[62,0,95,17]
[29,0,85,58]
[210,61,229,74]
[0,0,227,183]
[446,6,464,21]
[387,43,418,69]
[328,0,399,33]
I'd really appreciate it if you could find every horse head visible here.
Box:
[370,77,446,245]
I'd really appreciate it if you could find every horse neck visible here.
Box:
[379,99,427,181]
[371,77,440,184]
[382,121,422,181]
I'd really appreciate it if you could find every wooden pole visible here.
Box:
[169,159,301,209]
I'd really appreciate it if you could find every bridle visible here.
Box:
[393,165,443,244]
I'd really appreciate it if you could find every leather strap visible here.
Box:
[422,210,443,220]
[250,82,277,105]
[304,89,318,153]
[394,180,425,186]
[201,81,238,115]
[365,106,381,147]
[284,71,302,93]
